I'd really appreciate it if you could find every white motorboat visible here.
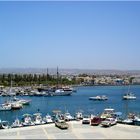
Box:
[13,97,31,105]
[43,114,53,123]
[75,111,83,120]
[33,113,45,125]
[100,108,115,119]
[122,118,133,125]
[123,93,136,100]
[11,102,23,110]
[64,111,74,121]
[0,103,11,111]
[22,114,35,126]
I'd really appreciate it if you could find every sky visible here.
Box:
[0,1,140,70]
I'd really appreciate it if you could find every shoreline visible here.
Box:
[0,121,140,139]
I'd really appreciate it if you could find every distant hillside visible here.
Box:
[0,68,140,75]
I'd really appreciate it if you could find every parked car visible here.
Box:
[101,118,117,127]
[91,116,102,126]
[55,119,69,129]
[82,115,90,124]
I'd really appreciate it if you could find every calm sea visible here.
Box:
[0,85,140,124]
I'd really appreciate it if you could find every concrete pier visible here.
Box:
[0,121,140,139]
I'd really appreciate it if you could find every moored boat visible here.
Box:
[123,93,136,100]
[11,118,23,128]
[89,95,108,101]
[0,103,11,111]
[33,113,45,125]
[43,114,53,123]
[22,114,35,126]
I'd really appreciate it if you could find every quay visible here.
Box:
[0,121,140,139]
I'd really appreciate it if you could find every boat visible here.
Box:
[11,118,23,128]
[64,111,74,121]
[122,118,134,125]
[0,120,10,129]
[133,116,140,126]
[22,114,35,126]
[13,97,31,105]
[100,108,115,120]
[89,95,108,101]
[33,113,45,125]
[11,102,23,110]
[123,93,136,100]
[123,85,136,100]
[52,88,72,96]
[43,114,53,123]
[75,111,83,120]
[49,67,73,96]
[0,103,11,111]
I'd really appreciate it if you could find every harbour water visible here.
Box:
[0,85,140,124]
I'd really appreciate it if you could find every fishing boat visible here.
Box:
[43,114,53,123]
[89,95,108,101]
[11,118,23,128]
[33,113,45,125]
[22,114,35,126]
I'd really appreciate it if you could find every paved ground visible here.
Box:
[0,121,140,139]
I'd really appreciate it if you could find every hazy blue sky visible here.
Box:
[0,1,140,70]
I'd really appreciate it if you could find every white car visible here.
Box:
[82,115,90,124]
[101,118,117,127]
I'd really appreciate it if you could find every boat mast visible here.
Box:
[57,67,59,89]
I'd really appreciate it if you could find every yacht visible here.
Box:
[53,88,72,96]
